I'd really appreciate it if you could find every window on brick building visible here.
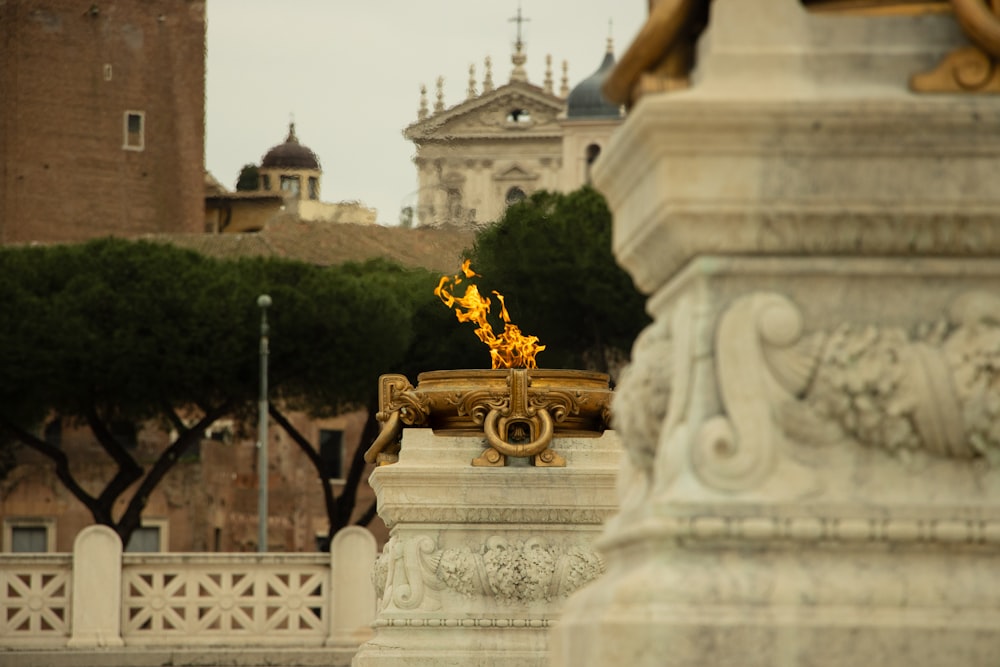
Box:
[111,420,138,449]
[125,520,168,553]
[124,111,145,151]
[44,418,62,448]
[319,429,344,480]
[4,519,55,553]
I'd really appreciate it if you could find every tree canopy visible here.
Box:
[467,186,649,374]
[0,187,648,547]
[0,238,417,543]
[235,164,260,191]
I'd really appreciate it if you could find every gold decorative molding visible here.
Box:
[911,44,1000,91]
[952,0,1000,56]
[364,369,612,467]
[912,0,1000,92]
[607,0,1000,102]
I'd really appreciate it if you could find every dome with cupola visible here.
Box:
[566,40,620,120]
[261,122,320,170]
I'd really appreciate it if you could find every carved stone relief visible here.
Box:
[693,290,1000,493]
[612,296,698,509]
[373,535,604,611]
[611,290,1000,498]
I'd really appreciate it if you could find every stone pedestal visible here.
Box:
[352,429,620,667]
[552,1,1000,665]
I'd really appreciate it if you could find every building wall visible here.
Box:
[413,139,564,227]
[0,408,385,553]
[205,196,286,233]
[0,0,205,244]
[295,200,378,225]
[258,165,322,201]
[559,120,619,192]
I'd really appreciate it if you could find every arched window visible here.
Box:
[586,144,602,165]
[506,109,532,123]
[505,186,527,206]
[585,143,602,184]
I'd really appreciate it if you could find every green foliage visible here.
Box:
[0,238,420,541]
[235,163,260,191]
[468,186,649,372]
[337,258,487,380]
[0,239,414,429]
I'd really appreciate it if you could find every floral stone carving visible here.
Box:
[695,290,1000,491]
[373,535,604,610]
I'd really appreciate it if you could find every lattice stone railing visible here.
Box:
[0,555,72,646]
[0,525,376,652]
[122,554,328,645]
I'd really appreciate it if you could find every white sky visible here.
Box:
[205,1,647,226]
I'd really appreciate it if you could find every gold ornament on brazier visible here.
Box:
[364,369,612,468]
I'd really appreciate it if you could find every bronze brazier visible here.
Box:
[364,368,612,467]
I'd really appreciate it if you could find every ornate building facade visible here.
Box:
[405,32,623,228]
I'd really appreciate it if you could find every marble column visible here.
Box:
[552,1,1000,665]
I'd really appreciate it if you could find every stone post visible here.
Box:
[353,429,620,667]
[552,1,1000,665]
[67,525,124,648]
[326,525,376,649]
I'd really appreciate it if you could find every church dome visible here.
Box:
[566,47,620,119]
[261,123,320,170]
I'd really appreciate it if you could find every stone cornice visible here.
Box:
[405,82,565,141]
[602,510,1000,551]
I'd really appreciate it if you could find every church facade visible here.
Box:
[405,35,623,228]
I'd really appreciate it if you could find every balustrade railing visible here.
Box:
[121,554,329,645]
[0,526,376,653]
[0,555,72,646]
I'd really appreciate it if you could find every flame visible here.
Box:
[435,259,545,369]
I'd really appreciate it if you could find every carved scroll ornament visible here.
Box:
[698,290,1000,492]
[910,0,1000,92]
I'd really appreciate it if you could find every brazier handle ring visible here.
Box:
[483,407,555,458]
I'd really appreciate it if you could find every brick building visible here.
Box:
[0,0,205,243]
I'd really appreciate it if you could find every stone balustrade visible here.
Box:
[0,525,376,667]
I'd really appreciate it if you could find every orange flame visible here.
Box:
[434,260,545,369]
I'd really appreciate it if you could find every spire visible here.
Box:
[434,76,445,113]
[286,119,298,143]
[544,54,553,95]
[508,3,529,83]
[483,56,494,93]
[607,18,614,55]
[560,60,570,97]
[418,84,428,120]
[467,63,477,99]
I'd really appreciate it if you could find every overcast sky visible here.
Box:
[205,1,647,226]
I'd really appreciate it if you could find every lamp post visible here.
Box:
[256,294,272,553]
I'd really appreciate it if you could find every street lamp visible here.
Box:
[256,294,272,553]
